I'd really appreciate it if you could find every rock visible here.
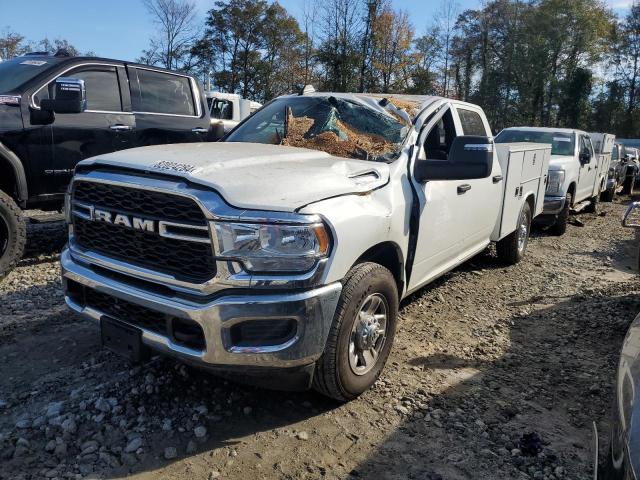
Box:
[46,401,64,418]
[61,418,77,434]
[296,431,309,441]
[164,446,178,459]
[208,471,221,480]
[243,406,252,415]
[194,426,207,438]
[81,440,99,455]
[394,405,410,415]
[94,397,111,413]
[186,440,197,454]
[124,437,143,453]
[45,440,56,452]
[16,438,30,448]
[15,419,31,429]
[99,451,121,468]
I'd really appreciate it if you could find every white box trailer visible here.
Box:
[492,143,551,241]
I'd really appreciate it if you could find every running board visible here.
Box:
[571,200,592,213]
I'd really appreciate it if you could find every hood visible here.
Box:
[79,142,390,212]
[548,155,575,170]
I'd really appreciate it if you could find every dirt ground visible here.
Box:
[1,198,639,480]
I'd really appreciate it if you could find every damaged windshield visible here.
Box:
[225,96,408,162]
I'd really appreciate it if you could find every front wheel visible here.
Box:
[549,192,572,236]
[496,201,532,265]
[0,191,26,281]
[313,262,398,402]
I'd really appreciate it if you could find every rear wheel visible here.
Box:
[600,185,615,202]
[623,175,635,196]
[585,192,599,213]
[549,192,571,236]
[0,191,26,281]
[313,262,398,402]
[496,201,532,265]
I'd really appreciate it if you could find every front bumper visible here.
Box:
[543,194,566,215]
[61,248,342,373]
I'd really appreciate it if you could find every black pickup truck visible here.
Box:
[0,51,210,278]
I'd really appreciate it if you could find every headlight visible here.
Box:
[213,222,330,273]
[547,169,565,194]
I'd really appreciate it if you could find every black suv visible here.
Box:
[0,51,210,278]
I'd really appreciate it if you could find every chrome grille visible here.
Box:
[71,180,217,283]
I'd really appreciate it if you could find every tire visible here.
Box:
[623,175,635,196]
[496,201,532,265]
[600,186,614,202]
[0,191,26,281]
[549,192,571,236]
[584,192,599,214]
[313,262,399,402]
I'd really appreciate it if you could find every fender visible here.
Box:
[0,141,28,206]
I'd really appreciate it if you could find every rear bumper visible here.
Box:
[61,248,342,377]
[541,195,566,216]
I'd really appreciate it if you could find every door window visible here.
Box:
[209,98,233,120]
[422,110,457,161]
[457,108,487,136]
[133,69,195,116]
[34,66,123,112]
[612,145,619,161]
[581,136,593,157]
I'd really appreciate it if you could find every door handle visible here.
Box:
[492,175,503,183]
[192,127,208,134]
[110,124,132,131]
[457,184,471,195]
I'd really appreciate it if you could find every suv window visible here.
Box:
[209,98,233,120]
[35,66,122,112]
[457,108,487,136]
[423,110,457,161]
[612,145,619,161]
[133,69,195,116]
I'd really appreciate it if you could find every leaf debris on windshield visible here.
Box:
[281,108,397,160]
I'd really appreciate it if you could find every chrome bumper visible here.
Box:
[543,195,566,215]
[61,248,342,370]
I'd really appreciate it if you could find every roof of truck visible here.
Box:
[502,126,585,135]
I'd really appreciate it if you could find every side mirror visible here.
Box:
[414,135,493,182]
[623,202,640,227]
[579,151,591,165]
[40,77,86,114]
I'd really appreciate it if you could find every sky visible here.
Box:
[0,0,635,62]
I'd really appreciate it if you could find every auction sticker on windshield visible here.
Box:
[20,60,47,66]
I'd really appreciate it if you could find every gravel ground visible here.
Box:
[0,200,638,480]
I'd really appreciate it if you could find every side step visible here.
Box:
[571,199,592,213]
[28,213,65,224]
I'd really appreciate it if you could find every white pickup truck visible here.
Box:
[61,93,549,401]
[496,127,606,235]
[206,91,261,139]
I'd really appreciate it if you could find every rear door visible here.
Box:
[128,67,209,146]
[36,63,136,194]
[452,105,502,255]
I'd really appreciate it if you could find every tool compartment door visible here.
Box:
[492,144,550,241]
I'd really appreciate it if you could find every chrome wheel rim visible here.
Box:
[517,211,529,253]
[349,293,388,376]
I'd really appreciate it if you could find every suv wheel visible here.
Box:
[0,191,26,281]
[549,192,572,236]
[313,262,398,402]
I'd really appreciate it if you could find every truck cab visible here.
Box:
[205,91,261,138]
[61,93,549,401]
[0,52,210,278]
[496,127,602,235]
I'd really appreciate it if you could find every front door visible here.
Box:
[576,134,597,202]
[38,64,135,194]
[408,106,473,291]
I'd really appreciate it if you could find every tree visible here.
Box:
[434,0,459,97]
[0,29,27,60]
[370,7,414,92]
[141,0,198,70]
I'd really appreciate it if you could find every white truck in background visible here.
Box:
[589,132,615,201]
[205,91,262,139]
[61,93,550,401]
[496,127,606,236]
